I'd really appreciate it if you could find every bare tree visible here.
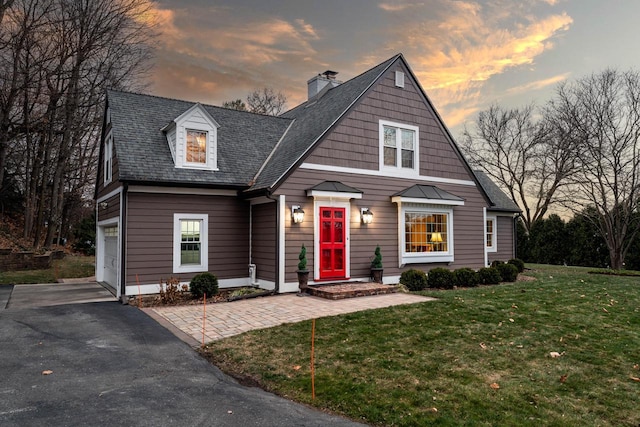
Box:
[0,0,154,247]
[549,69,640,269]
[246,87,286,115]
[461,104,577,231]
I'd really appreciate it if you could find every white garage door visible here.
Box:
[103,226,118,290]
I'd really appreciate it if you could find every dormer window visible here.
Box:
[186,130,208,164]
[163,103,219,171]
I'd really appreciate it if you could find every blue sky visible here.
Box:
[148,0,640,136]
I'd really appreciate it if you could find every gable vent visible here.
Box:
[395,71,405,88]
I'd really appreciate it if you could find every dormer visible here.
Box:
[162,103,219,171]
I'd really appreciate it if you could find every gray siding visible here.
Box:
[97,193,120,221]
[305,62,471,181]
[251,202,277,282]
[125,192,249,286]
[491,214,515,262]
[276,169,487,282]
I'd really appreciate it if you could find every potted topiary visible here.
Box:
[296,244,309,290]
[371,245,383,283]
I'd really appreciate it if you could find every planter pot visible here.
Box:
[296,270,310,290]
[371,268,384,284]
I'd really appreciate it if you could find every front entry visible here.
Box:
[319,207,346,280]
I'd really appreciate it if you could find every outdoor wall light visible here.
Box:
[292,205,305,224]
[361,208,373,225]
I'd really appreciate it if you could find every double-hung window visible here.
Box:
[486,216,497,252]
[173,213,208,273]
[380,120,419,176]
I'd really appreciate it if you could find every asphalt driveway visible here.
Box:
[0,301,364,426]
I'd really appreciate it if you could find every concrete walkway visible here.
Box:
[147,293,434,346]
[4,282,116,309]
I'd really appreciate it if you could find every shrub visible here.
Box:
[297,244,307,271]
[490,260,504,268]
[478,267,502,285]
[371,245,383,269]
[400,268,428,291]
[508,258,525,273]
[189,272,219,298]
[427,267,455,289]
[454,268,479,288]
[496,263,519,282]
[159,276,188,304]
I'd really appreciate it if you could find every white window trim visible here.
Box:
[486,215,497,253]
[379,120,419,178]
[103,131,113,185]
[396,202,454,266]
[395,70,405,88]
[173,213,208,274]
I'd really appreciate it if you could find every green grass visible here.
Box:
[203,264,640,426]
[0,255,95,284]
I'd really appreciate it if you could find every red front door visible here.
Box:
[319,207,346,280]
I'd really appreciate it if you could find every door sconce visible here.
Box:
[99,202,108,210]
[292,205,305,224]
[361,208,373,225]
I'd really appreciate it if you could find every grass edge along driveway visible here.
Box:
[203,264,640,426]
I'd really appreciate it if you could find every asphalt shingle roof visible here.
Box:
[473,170,521,212]
[107,90,291,187]
[249,55,400,191]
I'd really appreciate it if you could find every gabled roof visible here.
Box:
[106,90,291,188]
[248,55,400,191]
[473,170,521,212]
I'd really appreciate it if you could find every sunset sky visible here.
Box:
[148,0,640,136]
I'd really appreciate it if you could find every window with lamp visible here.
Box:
[400,207,454,264]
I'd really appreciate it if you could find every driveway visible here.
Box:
[0,301,364,426]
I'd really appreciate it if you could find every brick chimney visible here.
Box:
[307,70,341,99]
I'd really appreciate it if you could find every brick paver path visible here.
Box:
[150,293,434,344]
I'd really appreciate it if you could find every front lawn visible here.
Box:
[203,264,640,426]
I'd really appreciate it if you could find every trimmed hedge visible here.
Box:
[428,268,455,289]
[189,272,219,298]
[508,258,525,273]
[400,268,428,291]
[478,267,502,285]
[454,268,479,287]
[497,263,519,282]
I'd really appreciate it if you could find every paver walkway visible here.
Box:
[148,293,434,345]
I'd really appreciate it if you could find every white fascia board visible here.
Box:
[391,196,464,206]
[127,185,236,196]
[301,163,476,187]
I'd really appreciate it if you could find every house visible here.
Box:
[95,53,520,301]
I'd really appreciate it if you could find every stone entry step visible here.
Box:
[305,282,398,300]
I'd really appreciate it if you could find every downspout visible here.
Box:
[266,191,280,293]
[120,183,128,303]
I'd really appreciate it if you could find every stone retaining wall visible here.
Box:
[0,249,65,272]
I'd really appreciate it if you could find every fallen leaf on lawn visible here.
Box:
[602,307,609,313]
[560,374,568,383]
[509,318,515,323]
[490,382,500,390]
[429,407,438,413]
[633,364,639,370]
[479,343,487,350]
[293,365,301,371]
[511,304,518,309]
[42,370,53,375]
[559,336,563,342]
[549,352,562,358]
[498,322,503,327]
[580,294,585,298]
[631,377,640,382]
[516,345,524,348]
